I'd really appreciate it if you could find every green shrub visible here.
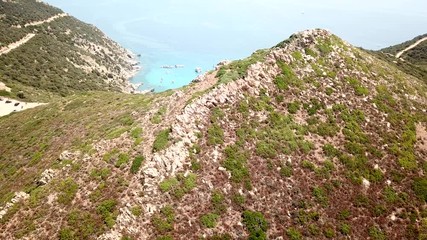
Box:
[256,141,277,159]
[216,49,268,85]
[347,77,369,96]
[67,210,102,239]
[156,236,173,240]
[232,193,246,206]
[223,145,249,183]
[130,127,143,145]
[324,227,335,238]
[242,210,268,240]
[338,209,351,220]
[200,213,219,228]
[305,48,318,57]
[292,51,303,61]
[159,177,179,193]
[153,128,171,152]
[131,127,143,139]
[59,228,74,240]
[207,124,224,145]
[280,164,293,177]
[274,75,289,90]
[182,173,197,191]
[115,153,130,168]
[339,223,351,235]
[212,190,227,214]
[308,224,321,236]
[383,186,399,203]
[151,107,167,124]
[369,226,386,240]
[90,168,111,180]
[413,178,427,202]
[131,206,142,217]
[130,156,144,174]
[97,199,117,228]
[286,227,302,240]
[313,186,328,206]
[317,40,333,55]
[288,101,300,114]
[57,178,78,205]
[152,206,175,234]
[0,90,11,96]
[159,173,197,199]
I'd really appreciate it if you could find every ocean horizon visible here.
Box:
[44,0,427,92]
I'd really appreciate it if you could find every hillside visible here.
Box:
[372,34,427,82]
[0,0,139,102]
[0,29,426,240]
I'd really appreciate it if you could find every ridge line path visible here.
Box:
[396,37,427,59]
[0,33,35,55]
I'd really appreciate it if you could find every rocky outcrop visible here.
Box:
[37,169,56,185]
[0,192,29,220]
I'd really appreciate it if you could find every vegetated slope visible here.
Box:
[1,29,427,240]
[0,0,139,101]
[372,33,427,82]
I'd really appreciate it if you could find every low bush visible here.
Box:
[152,206,175,234]
[153,128,171,152]
[242,210,268,240]
[200,213,219,228]
[207,124,224,146]
[57,178,78,205]
[413,178,427,202]
[130,156,144,174]
[286,227,302,240]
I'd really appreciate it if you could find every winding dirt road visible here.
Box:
[396,37,427,59]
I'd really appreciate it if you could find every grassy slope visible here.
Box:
[0,91,159,204]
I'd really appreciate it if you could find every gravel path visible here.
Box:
[396,37,427,59]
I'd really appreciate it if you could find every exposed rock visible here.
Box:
[0,192,29,219]
[37,169,56,185]
[59,150,79,161]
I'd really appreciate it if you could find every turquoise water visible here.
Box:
[44,0,427,92]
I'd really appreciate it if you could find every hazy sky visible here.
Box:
[45,0,426,50]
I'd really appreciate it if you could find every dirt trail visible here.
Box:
[23,13,67,27]
[1,13,68,56]
[0,97,46,117]
[396,37,427,58]
[0,33,35,55]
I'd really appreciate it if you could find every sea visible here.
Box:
[44,0,427,92]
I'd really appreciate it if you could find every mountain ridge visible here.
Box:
[1,26,426,239]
